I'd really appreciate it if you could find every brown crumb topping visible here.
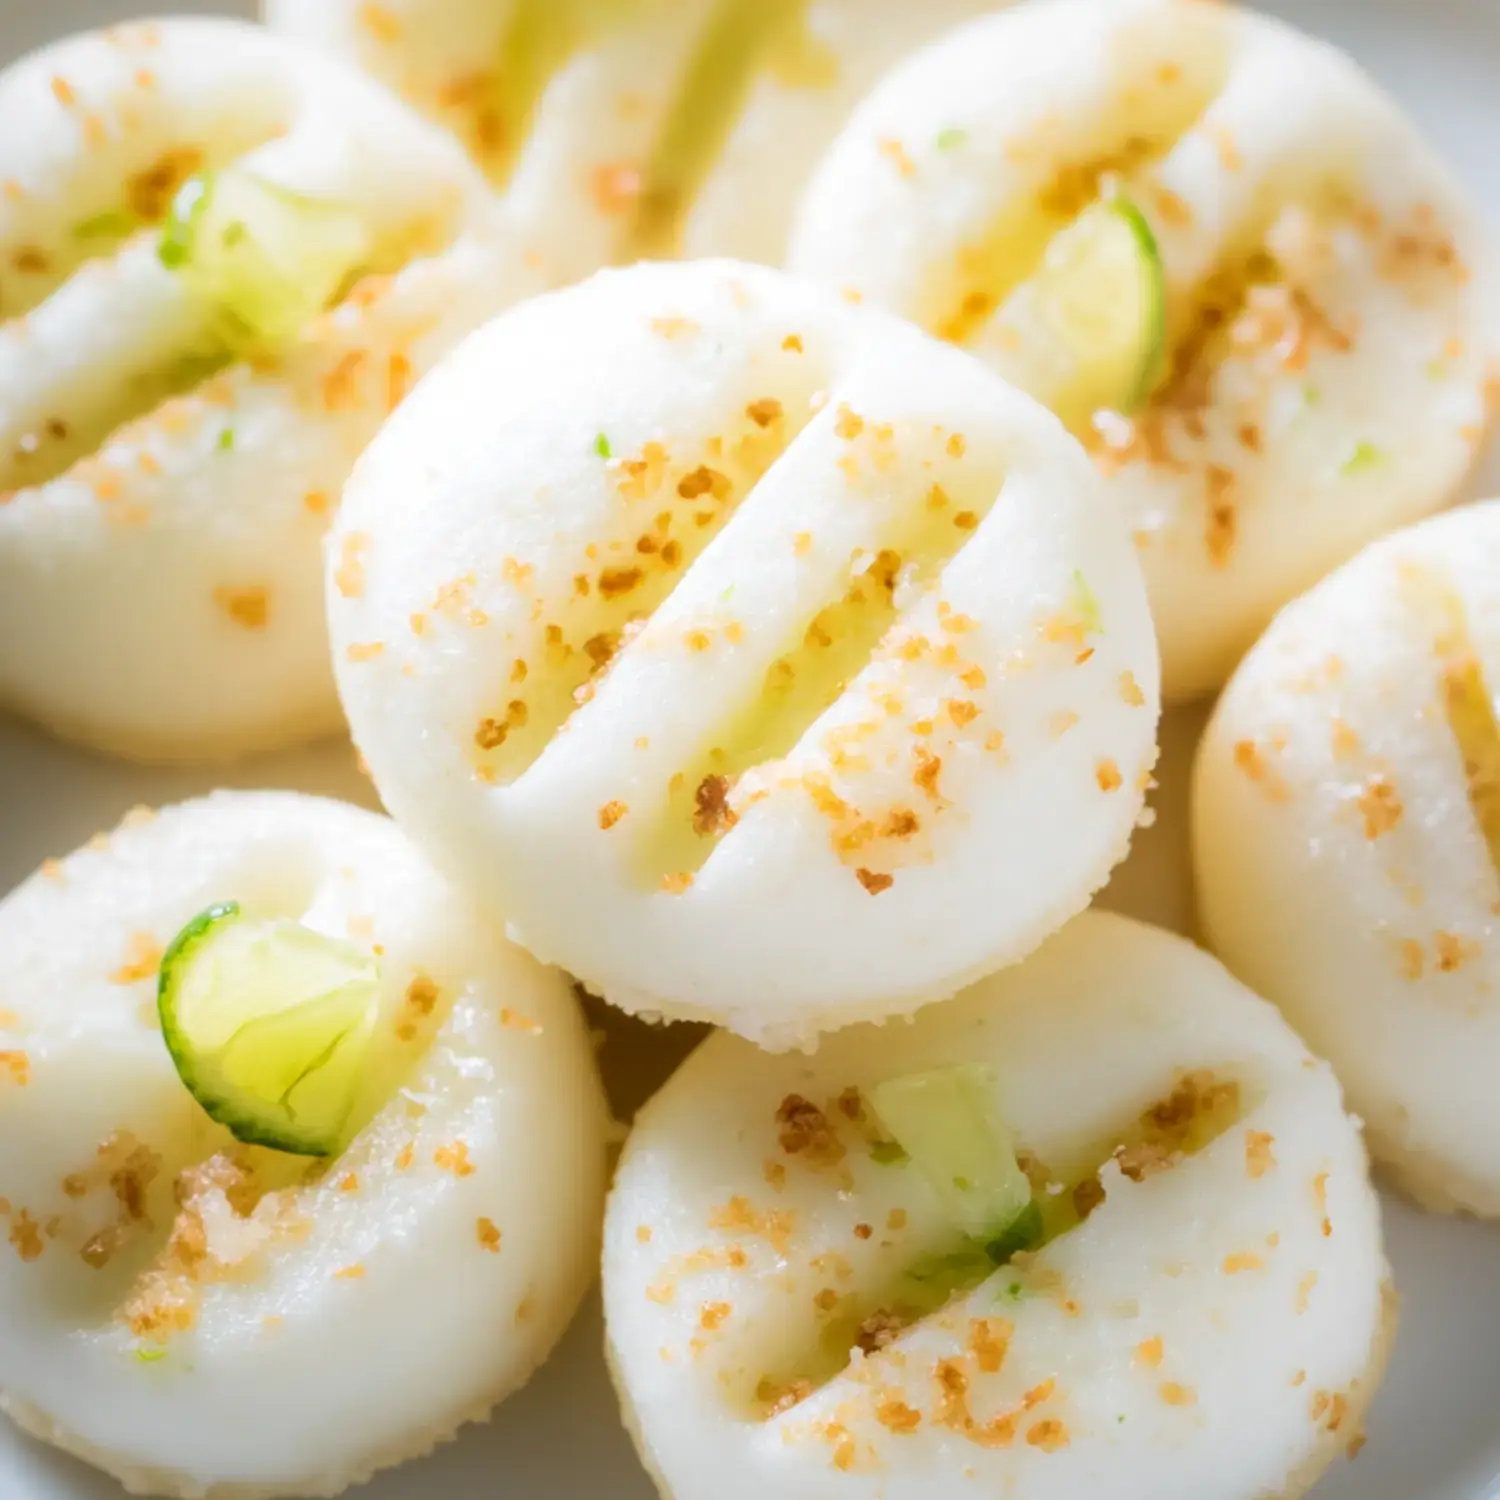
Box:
[1245,1129,1277,1179]
[775,1096,845,1169]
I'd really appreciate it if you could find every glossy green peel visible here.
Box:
[157,902,382,1157]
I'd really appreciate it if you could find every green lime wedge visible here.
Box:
[158,167,372,352]
[870,1065,1033,1245]
[158,902,382,1157]
[994,194,1166,429]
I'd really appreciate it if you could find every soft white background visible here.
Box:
[3,1,1500,1496]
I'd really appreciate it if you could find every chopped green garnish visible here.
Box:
[869,1139,909,1166]
[1342,441,1385,476]
[870,1066,1032,1243]
[1303,384,1323,407]
[983,1198,1044,1263]
[995,194,1166,429]
[1071,569,1104,634]
[135,1347,167,1364]
[74,209,139,243]
[936,127,969,152]
[1000,1280,1026,1302]
[594,432,612,459]
[158,168,372,353]
[158,901,383,1157]
[216,427,235,453]
[904,1243,995,1287]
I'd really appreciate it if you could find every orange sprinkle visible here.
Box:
[1095,759,1122,792]
[1160,1382,1196,1406]
[215,585,270,630]
[1313,1172,1331,1236]
[334,1264,366,1281]
[334,533,370,600]
[387,351,413,412]
[1135,1336,1164,1369]
[434,1142,475,1177]
[968,1317,1013,1374]
[346,642,385,663]
[1026,1419,1069,1452]
[1223,1251,1264,1274]
[856,868,894,895]
[477,1217,502,1253]
[9,1210,44,1262]
[877,136,916,178]
[50,76,76,108]
[1246,1129,1277,1179]
[320,351,367,412]
[110,932,162,986]
[1356,775,1403,839]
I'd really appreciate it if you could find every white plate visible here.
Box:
[4,1,1500,1496]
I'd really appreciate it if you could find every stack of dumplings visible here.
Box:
[0,1,1494,1498]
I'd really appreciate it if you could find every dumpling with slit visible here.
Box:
[0,790,610,1498]
[1196,499,1500,1217]
[788,0,1500,701]
[262,0,1006,267]
[0,19,556,762]
[604,910,1392,1500]
[328,258,1160,1046]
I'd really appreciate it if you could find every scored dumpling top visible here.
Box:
[0,20,557,763]
[1195,500,1500,1218]
[789,0,1499,700]
[605,912,1390,1500]
[263,0,1005,268]
[330,259,1160,1046]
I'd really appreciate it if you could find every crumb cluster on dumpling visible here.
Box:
[1196,501,1500,1218]
[605,912,1391,1500]
[789,0,1500,700]
[0,791,610,1499]
[329,259,1160,1046]
[264,0,1005,268]
[0,19,557,763]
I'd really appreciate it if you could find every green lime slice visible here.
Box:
[158,167,372,352]
[870,1065,1033,1245]
[994,194,1166,429]
[158,902,382,1157]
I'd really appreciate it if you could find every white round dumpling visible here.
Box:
[789,0,1500,701]
[604,910,1392,1500]
[0,791,610,1498]
[0,20,555,763]
[262,0,1005,268]
[329,259,1161,1047]
[1196,500,1500,1217]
